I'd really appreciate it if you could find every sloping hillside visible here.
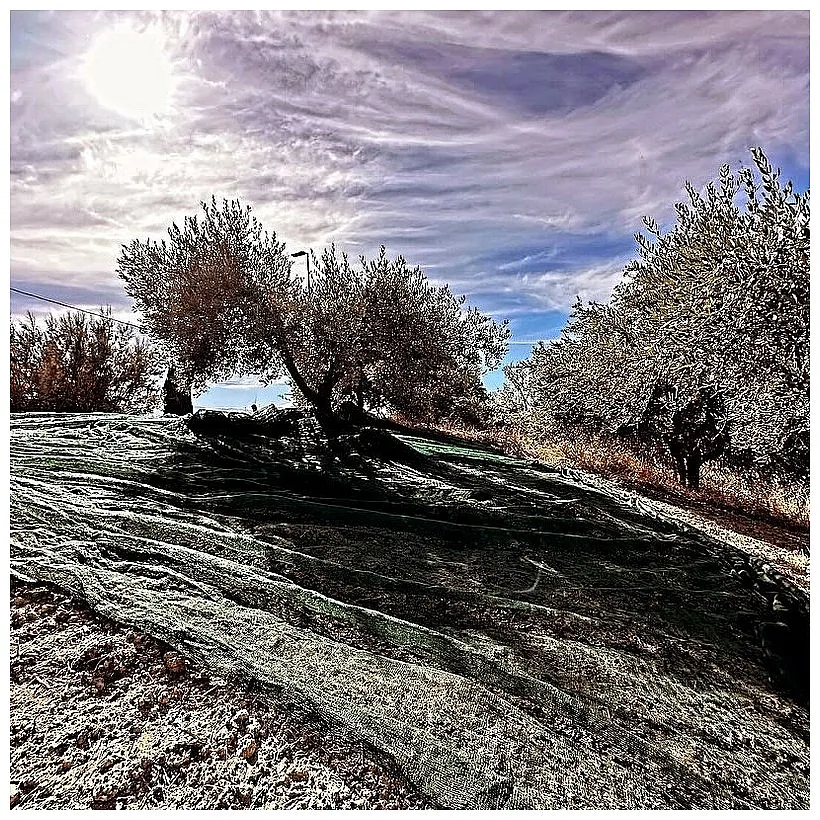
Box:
[9,412,810,809]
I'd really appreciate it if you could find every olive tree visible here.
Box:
[117,198,301,405]
[117,198,509,428]
[349,246,508,424]
[519,148,809,487]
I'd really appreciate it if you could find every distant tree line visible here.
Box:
[496,148,809,488]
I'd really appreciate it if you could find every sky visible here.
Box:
[9,10,810,409]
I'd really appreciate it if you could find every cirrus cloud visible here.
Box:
[10,9,809,333]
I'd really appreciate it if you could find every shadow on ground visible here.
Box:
[10,412,810,809]
[140,415,809,713]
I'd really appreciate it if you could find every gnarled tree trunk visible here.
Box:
[641,383,729,490]
[665,387,729,490]
[162,364,193,415]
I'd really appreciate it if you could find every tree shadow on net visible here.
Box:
[125,421,809,714]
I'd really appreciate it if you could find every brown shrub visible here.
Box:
[10,309,161,414]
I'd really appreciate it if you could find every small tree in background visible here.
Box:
[10,310,160,413]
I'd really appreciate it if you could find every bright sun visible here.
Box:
[81,25,175,122]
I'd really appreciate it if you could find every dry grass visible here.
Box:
[553,434,809,530]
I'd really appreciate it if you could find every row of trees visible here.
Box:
[10,204,508,424]
[10,310,159,413]
[13,147,807,495]
[116,198,510,428]
[497,148,809,487]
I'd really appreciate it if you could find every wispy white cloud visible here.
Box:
[517,261,630,311]
[10,10,809,331]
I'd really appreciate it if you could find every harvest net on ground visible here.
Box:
[10,412,809,809]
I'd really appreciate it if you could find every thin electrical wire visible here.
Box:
[10,285,548,346]
[10,286,145,331]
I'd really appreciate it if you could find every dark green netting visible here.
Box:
[10,413,809,809]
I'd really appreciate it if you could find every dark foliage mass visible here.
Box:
[161,364,194,415]
[116,198,509,428]
[10,309,160,414]
[498,148,809,487]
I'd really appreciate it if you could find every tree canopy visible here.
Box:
[10,309,160,413]
[509,148,809,485]
[117,198,509,426]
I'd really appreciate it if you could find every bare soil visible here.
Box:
[9,579,437,810]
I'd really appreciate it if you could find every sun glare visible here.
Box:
[81,25,175,122]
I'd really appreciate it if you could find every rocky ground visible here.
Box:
[9,579,437,810]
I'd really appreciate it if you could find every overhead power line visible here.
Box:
[10,286,145,331]
[10,285,552,346]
